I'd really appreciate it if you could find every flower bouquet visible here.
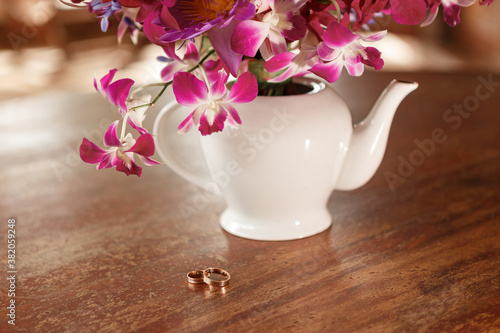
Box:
[64,0,495,177]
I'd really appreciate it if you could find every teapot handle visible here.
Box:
[153,102,221,196]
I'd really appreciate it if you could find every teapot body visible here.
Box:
[194,77,352,240]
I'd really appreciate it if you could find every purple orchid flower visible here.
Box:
[152,0,256,76]
[172,70,257,136]
[90,0,122,32]
[80,121,159,177]
[309,21,386,83]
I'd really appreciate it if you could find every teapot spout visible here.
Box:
[336,79,418,191]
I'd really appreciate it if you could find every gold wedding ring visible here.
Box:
[186,270,205,284]
[203,268,230,287]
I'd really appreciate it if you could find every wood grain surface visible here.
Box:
[1,71,499,332]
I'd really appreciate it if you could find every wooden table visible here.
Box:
[1,71,499,332]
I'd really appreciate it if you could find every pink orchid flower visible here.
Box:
[172,70,257,136]
[95,69,150,134]
[94,68,134,115]
[159,41,200,82]
[422,0,476,27]
[80,120,159,177]
[231,0,308,60]
[310,21,386,83]
[342,0,389,31]
[264,32,321,82]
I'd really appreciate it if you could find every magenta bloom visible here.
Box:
[159,41,200,82]
[341,0,389,31]
[172,70,257,135]
[310,21,385,83]
[264,32,321,82]
[94,68,134,115]
[422,0,476,27]
[231,0,308,60]
[80,121,159,177]
[94,69,149,134]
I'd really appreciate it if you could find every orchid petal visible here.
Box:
[267,67,297,83]
[310,60,343,83]
[103,120,122,147]
[98,68,117,93]
[421,7,440,27]
[173,72,208,106]
[455,0,476,6]
[234,1,256,21]
[183,41,200,61]
[345,53,364,76]
[203,59,225,83]
[97,153,115,170]
[107,78,134,112]
[224,104,242,126]
[80,138,108,164]
[317,42,338,62]
[390,0,427,25]
[231,20,270,57]
[177,110,196,134]
[211,70,229,99]
[138,155,161,166]
[161,62,185,82]
[199,109,227,136]
[143,10,167,45]
[159,5,180,30]
[263,52,296,72]
[208,21,243,77]
[116,160,142,176]
[323,22,357,48]
[127,133,155,157]
[261,27,288,60]
[361,47,384,71]
[101,68,117,90]
[362,30,387,42]
[282,14,307,41]
[443,3,462,27]
[227,72,258,104]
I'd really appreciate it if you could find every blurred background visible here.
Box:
[0,0,499,101]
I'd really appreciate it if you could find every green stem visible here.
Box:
[151,83,170,106]
[331,0,342,22]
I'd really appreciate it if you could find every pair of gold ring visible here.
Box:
[187,268,230,287]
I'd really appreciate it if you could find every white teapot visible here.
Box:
[154,77,418,241]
